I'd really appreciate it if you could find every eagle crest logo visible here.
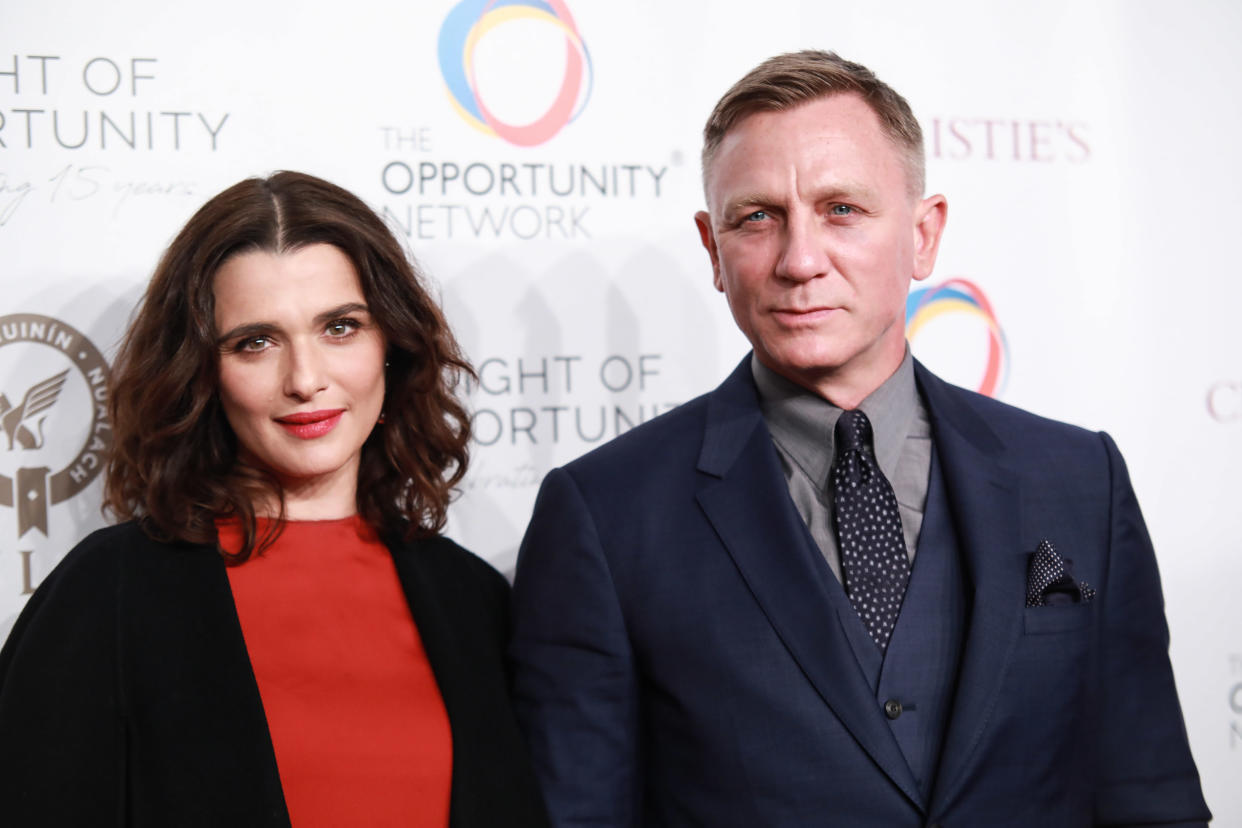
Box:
[0,369,70,451]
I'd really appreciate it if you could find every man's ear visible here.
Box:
[695,210,724,291]
[911,194,948,282]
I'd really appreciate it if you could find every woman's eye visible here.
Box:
[326,319,360,337]
[237,337,269,352]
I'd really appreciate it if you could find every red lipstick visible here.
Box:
[275,409,344,439]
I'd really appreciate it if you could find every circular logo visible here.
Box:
[0,313,111,538]
[906,279,1009,397]
[1207,380,1242,423]
[438,0,593,147]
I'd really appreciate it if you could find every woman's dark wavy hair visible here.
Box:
[104,171,475,561]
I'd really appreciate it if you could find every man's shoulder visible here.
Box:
[919,362,1094,430]
[916,364,1108,462]
[561,381,725,481]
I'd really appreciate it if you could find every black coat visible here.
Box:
[0,522,549,827]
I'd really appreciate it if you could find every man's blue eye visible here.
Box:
[830,204,854,216]
[745,210,768,222]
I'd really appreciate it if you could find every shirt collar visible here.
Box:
[752,348,919,486]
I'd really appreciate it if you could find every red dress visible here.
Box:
[220,516,452,827]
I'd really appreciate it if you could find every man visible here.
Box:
[510,51,1209,826]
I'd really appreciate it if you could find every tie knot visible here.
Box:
[834,409,873,454]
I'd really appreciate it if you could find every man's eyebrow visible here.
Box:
[720,182,879,217]
[720,193,781,218]
[807,181,878,203]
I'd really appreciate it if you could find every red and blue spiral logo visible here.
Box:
[437,0,593,147]
[906,279,1009,397]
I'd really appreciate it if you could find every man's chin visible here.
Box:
[758,347,849,378]
[754,352,842,388]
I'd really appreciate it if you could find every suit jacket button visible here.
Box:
[884,699,903,719]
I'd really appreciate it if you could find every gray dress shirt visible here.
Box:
[752,349,933,583]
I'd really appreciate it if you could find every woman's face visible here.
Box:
[213,243,386,516]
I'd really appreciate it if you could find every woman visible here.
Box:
[0,172,548,827]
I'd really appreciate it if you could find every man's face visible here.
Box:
[696,93,946,404]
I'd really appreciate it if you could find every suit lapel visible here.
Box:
[695,360,924,808]
[387,536,550,828]
[914,364,1027,811]
[146,536,292,824]
[387,538,476,826]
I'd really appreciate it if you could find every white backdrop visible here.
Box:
[2,0,1239,820]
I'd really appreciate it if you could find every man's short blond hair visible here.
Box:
[702,50,925,198]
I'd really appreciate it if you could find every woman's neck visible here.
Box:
[256,475,359,521]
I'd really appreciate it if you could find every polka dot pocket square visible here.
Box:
[1025,539,1097,608]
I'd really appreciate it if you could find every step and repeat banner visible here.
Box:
[3,0,1239,819]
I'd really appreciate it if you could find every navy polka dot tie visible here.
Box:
[831,409,911,652]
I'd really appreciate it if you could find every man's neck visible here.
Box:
[762,351,907,411]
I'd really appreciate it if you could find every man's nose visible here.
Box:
[282,341,328,401]
[774,212,831,282]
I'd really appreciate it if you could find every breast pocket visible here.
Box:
[999,601,1096,765]
[1023,601,1093,635]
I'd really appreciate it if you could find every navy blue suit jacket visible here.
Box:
[510,357,1209,826]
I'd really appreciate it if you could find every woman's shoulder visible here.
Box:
[387,532,510,609]
[24,522,220,620]
[395,534,505,582]
[58,521,213,571]
[71,520,152,553]
[1,522,162,673]
[35,521,148,588]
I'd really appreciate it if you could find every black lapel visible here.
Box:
[388,534,549,828]
[129,532,291,824]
